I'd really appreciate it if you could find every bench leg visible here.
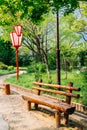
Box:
[34,103,38,110]
[64,112,69,125]
[55,111,61,128]
[27,101,31,111]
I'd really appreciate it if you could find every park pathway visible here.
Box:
[0,70,26,84]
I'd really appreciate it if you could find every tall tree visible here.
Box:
[48,0,79,84]
[23,17,55,79]
[0,0,79,38]
[71,1,87,67]
[0,0,79,84]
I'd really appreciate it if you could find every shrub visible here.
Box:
[34,71,42,81]
[27,65,35,73]
[80,66,87,72]
[82,96,87,106]
[38,63,46,73]
[8,66,14,71]
[0,62,8,70]
[27,63,46,81]
[27,63,46,74]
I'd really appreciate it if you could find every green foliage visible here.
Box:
[27,66,35,73]
[0,62,8,70]
[34,71,42,82]
[72,19,87,31]
[8,66,14,71]
[0,0,79,28]
[39,63,46,73]
[0,39,15,66]
[29,1,49,24]
[0,69,15,76]
[51,0,79,15]
[5,69,87,104]
[19,53,31,67]
[27,63,46,73]
[80,67,87,72]
[48,47,56,70]
[82,95,87,105]
[27,63,46,81]
[59,8,87,71]
[34,63,46,81]
[78,50,87,66]
[4,73,34,88]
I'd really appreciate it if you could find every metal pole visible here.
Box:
[16,47,19,80]
[56,9,60,85]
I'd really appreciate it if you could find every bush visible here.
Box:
[82,96,87,106]
[27,63,46,81]
[80,66,87,72]
[39,63,46,73]
[27,63,46,74]
[8,66,14,71]
[34,71,42,81]
[0,62,8,70]
[27,66,35,73]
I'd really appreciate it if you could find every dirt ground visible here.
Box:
[0,88,83,130]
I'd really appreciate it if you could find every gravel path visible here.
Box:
[0,71,26,84]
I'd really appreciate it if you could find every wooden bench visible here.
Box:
[22,79,80,128]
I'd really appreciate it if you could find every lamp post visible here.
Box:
[10,26,22,80]
[56,9,60,85]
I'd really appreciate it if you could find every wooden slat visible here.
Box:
[22,93,75,114]
[40,95,74,109]
[33,82,80,91]
[32,86,80,98]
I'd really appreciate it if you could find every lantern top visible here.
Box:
[14,25,22,36]
[10,32,22,48]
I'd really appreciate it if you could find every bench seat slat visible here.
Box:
[41,95,72,108]
[22,93,75,114]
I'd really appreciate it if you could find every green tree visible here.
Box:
[0,39,15,65]
[23,16,56,79]
[0,0,79,84]
[60,14,81,68]
[71,1,87,68]
[0,0,79,39]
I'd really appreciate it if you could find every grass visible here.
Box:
[0,69,16,76]
[5,73,35,88]
[4,69,87,105]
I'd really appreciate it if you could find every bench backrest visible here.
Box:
[32,80,80,104]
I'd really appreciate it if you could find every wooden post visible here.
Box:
[37,79,42,95]
[66,82,73,104]
[55,111,61,128]
[27,101,31,111]
[64,82,73,124]
[34,79,42,109]
[34,104,38,110]
[16,47,19,80]
[4,84,10,95]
